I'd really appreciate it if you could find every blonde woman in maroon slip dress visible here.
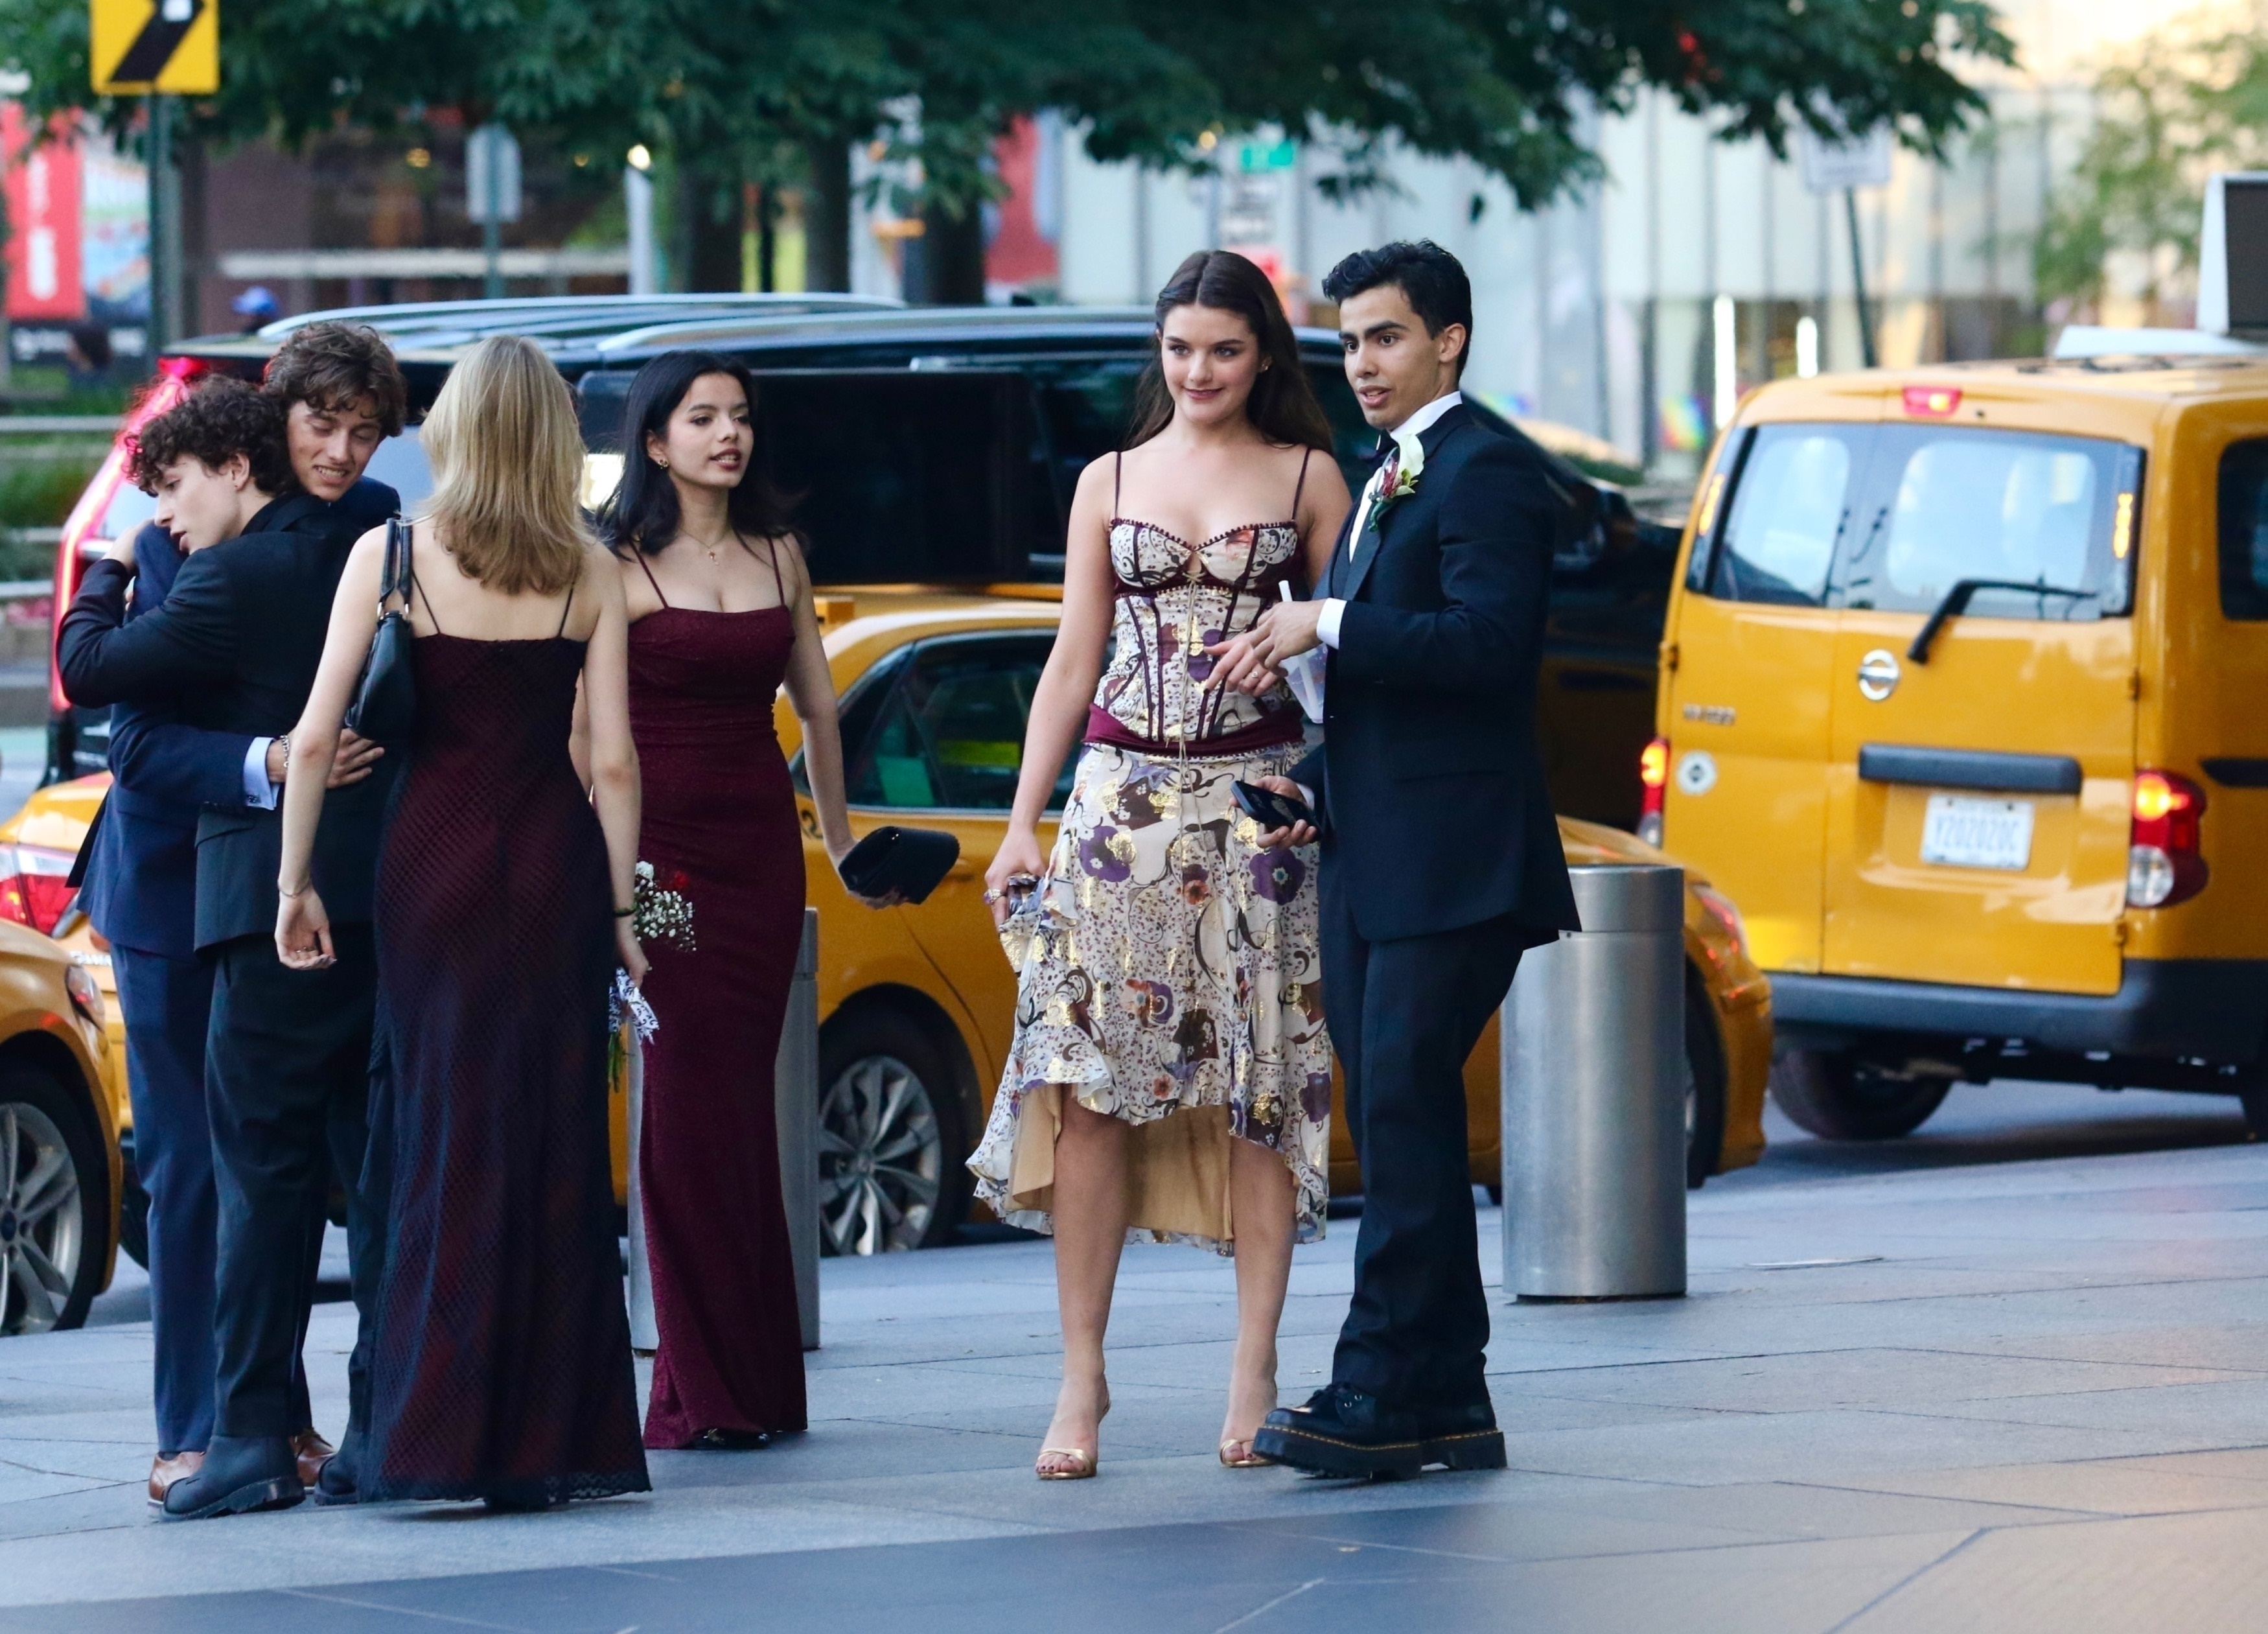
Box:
[590,351,885,1451]
[973,251,1352,1478]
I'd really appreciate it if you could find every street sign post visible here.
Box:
[1799,125,1890,370]
[466,124,522,301]
[91,0,219,354]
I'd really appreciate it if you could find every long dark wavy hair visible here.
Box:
[1125,250,1333,452]
[596,350,798,555]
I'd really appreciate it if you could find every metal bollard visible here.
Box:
[778,907,822,1352]
[627,906,821,1353]
[1501,863,1687,1301]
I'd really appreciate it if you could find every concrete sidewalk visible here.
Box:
[8,1134,2268,1631]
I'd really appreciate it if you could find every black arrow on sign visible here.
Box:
[108,0,205,85]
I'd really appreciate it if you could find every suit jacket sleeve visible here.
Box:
[1330,441,1555,696]
[57,550,237,707]
[108,710,259,808]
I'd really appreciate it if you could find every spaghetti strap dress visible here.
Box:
[625,540,809,1449]
[364,573,649,1506]
[967,450,1332,1252]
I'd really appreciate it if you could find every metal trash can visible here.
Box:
[1501,863,1686,1301]
[629,907,822,1353]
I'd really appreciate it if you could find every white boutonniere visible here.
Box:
[1367,426,1428,531]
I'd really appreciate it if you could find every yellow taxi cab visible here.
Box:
[3,590,1772,1262]
[0,786,122,1331]
[785,589,1770,1253]
[1647,358,2268,1139]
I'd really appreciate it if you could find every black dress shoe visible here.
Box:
[310,1425,365,1507]
[1413,1398,1508,1471]
[1251,1384,1428,1478]
[159,1434,305,1521]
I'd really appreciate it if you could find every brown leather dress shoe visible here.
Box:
[290,1430,336,1489]
[148,1450,205,1508]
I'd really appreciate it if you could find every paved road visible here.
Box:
[15,1078,2265,1633]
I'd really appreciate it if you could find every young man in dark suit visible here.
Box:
[1220,241,1580,1478]
[59,326,404,1519]
[71,384,384,1509]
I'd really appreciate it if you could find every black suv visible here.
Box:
[49,295,1671,824]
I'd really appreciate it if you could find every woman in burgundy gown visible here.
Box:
[274,336,649,1508]
[597,351,882,1451]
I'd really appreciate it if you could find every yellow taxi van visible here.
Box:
[1647,356,2268,1139]
[8,590,1774,1260]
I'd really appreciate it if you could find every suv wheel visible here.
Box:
[1,1067,109,1335]
[1770,1049,1951,1141]
[817,1010,969,1255]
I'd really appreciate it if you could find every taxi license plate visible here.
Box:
[1920,795,2034,871]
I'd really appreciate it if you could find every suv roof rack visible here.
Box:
[182,294,903,357]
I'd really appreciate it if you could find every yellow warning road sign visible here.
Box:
[91,0,219,95]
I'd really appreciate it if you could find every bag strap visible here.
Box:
[378,515,408,613]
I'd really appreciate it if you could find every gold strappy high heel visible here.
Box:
[1218,1438,1273,1468]
[1036,1384,1109,1480]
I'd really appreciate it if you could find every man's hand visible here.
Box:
[327,729,384,789]
[102,532,136,571]
[1249,599,1325,670]
[1249,775,1319,849]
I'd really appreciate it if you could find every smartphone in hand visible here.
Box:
[1231,780,1316,834]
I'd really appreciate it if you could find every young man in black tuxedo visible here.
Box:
[58,326,405,1519]
[1218,241,1580,1477]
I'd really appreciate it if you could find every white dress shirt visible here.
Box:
[1313,389,1463,650]
[242,737,279,810]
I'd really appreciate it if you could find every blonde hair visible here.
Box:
[419,334,590,596]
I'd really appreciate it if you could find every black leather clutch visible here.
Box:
[838,825,960,905]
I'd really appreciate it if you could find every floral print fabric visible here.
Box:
[1092,518,1305,749]
[968,741,1330,1252]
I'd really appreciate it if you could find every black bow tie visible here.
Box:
[1373,434,1396,465]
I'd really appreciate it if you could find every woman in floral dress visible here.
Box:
[972,250,1351,1478]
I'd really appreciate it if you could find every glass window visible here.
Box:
[1837,426,2140,620]
[2217,439,2268,620]
[842,635,1075,811]
[1706,425,1864,605]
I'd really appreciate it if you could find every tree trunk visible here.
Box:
[916,201,986,305]
[803,139,851,293]
[684,166,743,293]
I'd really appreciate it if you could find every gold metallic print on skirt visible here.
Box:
[967,741,1330,1252]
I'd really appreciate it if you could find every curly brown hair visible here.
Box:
[126,377,294,496]
[261,321,408,435]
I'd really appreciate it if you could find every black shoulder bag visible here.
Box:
[345,515,416,748]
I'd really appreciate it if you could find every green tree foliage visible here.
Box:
[0,0,2015,286]
[2033,9,2268,320]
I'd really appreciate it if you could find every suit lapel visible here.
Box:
[1338,402,1474,607]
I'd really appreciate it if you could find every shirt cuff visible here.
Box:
[1293,783,1315,810]
[1315,599,1345,650]
[242,738,279,810]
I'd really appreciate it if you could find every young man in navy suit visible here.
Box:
[1218,242,1580,1477]
[65,328,398,1511]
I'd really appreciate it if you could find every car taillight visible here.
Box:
[2127,770,2207,908]
[0,844,78,934]
[1637,736,1669,848]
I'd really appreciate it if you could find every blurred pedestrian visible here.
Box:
[232,286,280,334]
[1218,241,1580,1479]
[970,250,1350,1478]
[57,325,407,1521]
[58,377,382,1508]
[273,335,649,1510]
[592,350,881,1452]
